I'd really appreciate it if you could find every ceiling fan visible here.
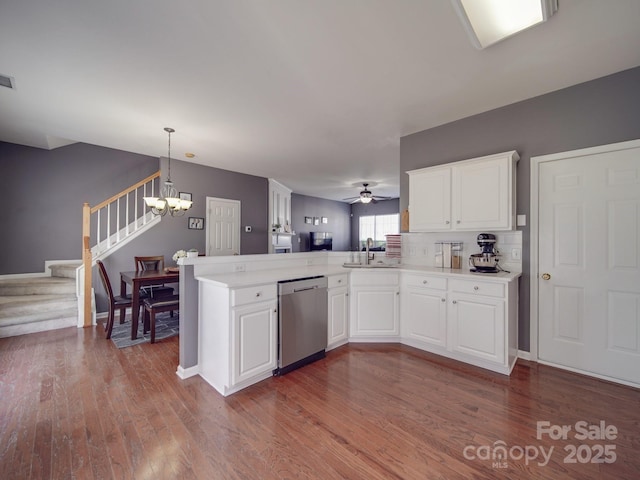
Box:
[343,183,392,204]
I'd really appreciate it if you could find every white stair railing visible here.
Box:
[80,171,162,327]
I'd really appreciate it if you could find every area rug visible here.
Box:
[110,312,179,348]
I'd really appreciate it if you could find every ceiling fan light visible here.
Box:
[360,196,372,204]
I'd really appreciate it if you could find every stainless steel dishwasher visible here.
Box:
[274,276,328,375]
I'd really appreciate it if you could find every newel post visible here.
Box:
[82,202,92,327]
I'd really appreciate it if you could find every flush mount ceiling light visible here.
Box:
[451,0,558,49]
[144,127,193,216]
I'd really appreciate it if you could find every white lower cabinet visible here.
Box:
[350,271,400,339]
[449,292,505,364]
[199,281,277,396]
[231,300,277,385]
[399,273,518,375]
[327,274,349,350]
[401,274,447,349]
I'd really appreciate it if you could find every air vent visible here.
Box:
[0,74,15,89]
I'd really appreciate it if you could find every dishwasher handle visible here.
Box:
[293,285,319,293]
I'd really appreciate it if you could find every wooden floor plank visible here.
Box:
[1,327,639,479]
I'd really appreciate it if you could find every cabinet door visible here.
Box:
[451,157,511,230]
[402,287,447,347]
[408,167,451,231]
[231,301,277,385]
[449,294,505,364]
[351,286,399,336]
[328,287,349,349]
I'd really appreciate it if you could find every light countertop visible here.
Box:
[196,264,520,288]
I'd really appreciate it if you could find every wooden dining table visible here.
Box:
[120,269,180,340]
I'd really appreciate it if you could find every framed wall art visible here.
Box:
[188,217,204,230]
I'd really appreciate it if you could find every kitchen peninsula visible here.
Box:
[177,251,520,396]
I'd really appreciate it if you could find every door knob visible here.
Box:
[541,273,551,280]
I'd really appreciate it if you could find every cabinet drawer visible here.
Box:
[449,279,504,298]
[350,272,399,286]
[231,284,277,306]
[328,274,349,289]
[403,273,447,290]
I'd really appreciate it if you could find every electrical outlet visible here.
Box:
[234,264,246,272]
[511,248,521,261]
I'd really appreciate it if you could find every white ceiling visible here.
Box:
[1,0,639,201]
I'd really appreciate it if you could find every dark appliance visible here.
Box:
[469,233,500,273]
[310,231,333,251]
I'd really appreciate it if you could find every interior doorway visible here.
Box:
[531,139,640,387]
[206,197,241,256]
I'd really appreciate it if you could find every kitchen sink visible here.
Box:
[342,262,400,269]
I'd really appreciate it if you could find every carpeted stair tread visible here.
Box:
[0,294,78,317]
[0,276,76,295]
[49,263,81,279]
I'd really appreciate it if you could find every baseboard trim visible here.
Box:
[176,365,199,379]
[517,349,533,361]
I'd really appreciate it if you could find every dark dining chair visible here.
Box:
[96,260,133,340]
[143,295,180,343]
[134,255,175,299]
[134,255,177,321]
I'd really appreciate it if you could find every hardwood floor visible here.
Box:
[1,326,639,479]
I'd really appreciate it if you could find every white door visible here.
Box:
[536,141,640,386]
[206,197,240,256]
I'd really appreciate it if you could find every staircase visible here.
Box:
[0,263,81,338]
[0,171,163,337]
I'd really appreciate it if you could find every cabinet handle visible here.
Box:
[441,298,445,302]
[456,220,461,224]
[452,300,457,304]
[338,279,342,283]
[423,280,428,284]
[256,292,262,297]
[445,220,450,225]
[473,286,479,291]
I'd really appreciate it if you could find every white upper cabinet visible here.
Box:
[407,151,519,232]
[407,166,452,231]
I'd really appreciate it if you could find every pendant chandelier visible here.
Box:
[144,127,192,216]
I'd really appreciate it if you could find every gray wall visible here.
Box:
[291,193,351,252]
[89,158,270,311]
[400,66,640,351]
[0,140,270,311]
[350,198,400,251]
[0,141,158,274]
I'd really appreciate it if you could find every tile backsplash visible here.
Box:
[401,230,522,272]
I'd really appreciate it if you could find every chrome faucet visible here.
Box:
[365,237,374,265]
